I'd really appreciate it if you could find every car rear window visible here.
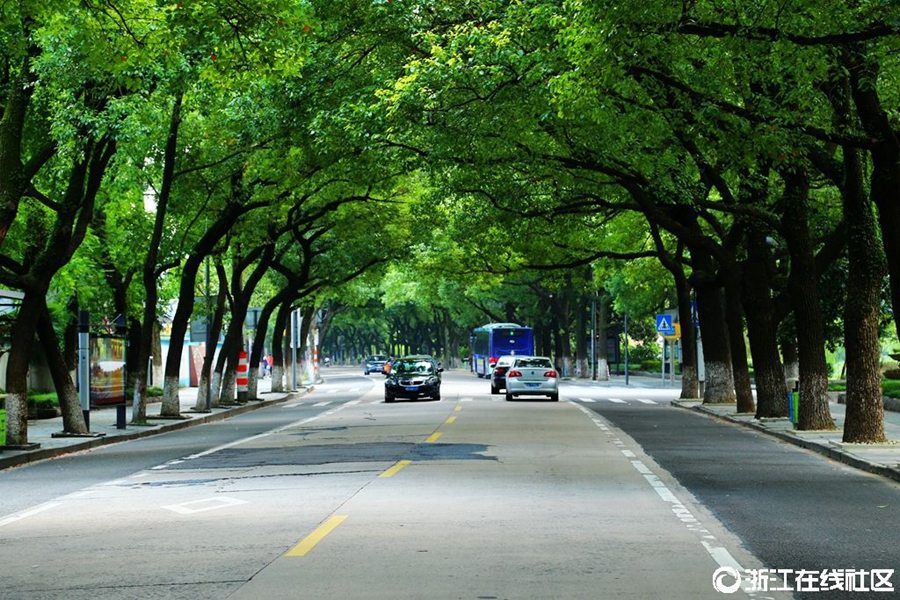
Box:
[515,358,552,368]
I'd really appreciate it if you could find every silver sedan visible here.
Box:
[505,356,559,401]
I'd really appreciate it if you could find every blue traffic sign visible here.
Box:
[655,314,675,334]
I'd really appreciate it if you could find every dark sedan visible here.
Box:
[384,355,442,402]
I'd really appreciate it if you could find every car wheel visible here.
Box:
[433,392,441,401]
[550,393,559,402]
[491,384,499,394]
[505,392,513,401]
[385,395,394,403]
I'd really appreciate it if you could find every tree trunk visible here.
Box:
[271,301,291,392]
[217,330,238,406]
[848,47,900,345]
[575,294,589,378]
[133,93,182,423]
[551,291,573,376]
[4,292,45,446]
[842,46,891,442]
[741,231,787,418]
[842,144,887,442]
[723,272,755,413]
[596,292,610,381]
[161,262,201,416]
[219,311,246,405]
[780,172,834,430]
[0,54,37,247]
[247,295,283,400]
[194,268,227,411]
[694,282,736,405]
[673,273,698,399]
[37,303,87,434]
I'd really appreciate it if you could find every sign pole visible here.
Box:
[291,309,298,391]
[670,339,676,386]
[624,313,629,386]
[660,337,665,384]
[78,311,91,430]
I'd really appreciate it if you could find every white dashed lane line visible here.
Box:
[572,403,768,598]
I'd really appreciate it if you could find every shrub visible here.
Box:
[28,392,59,405]
[26,392,60,419]
[642,360,661,372]
[883,380,900,399]
[629,343,660,364]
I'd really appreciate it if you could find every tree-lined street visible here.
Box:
[4,3,900,597]
[4,1,900,450]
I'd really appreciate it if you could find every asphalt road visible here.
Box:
[0,368,896,599]
[580,396,900,600]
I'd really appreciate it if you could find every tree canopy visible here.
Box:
[2,0,899,445]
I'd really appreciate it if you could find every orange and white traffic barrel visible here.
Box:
[237,351,249,395]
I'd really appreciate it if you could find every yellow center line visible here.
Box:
[286,515,348,557]
[380,459,412,478]
[445,415,456,424]
[454,406,462,412]
[425,432,442,443]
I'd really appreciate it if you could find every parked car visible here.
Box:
[505,356,559,401]
[384,355,443,402]
[490,355,519,394]
[364,354,389,375]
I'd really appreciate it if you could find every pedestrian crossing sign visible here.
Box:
[655,314,675,334]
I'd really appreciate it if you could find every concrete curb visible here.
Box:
[672,400,900,485]
[0,388,311,471]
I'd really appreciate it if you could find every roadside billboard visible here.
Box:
[90,335,126,407]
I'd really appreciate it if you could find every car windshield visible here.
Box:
[515,358,552,368]
[394,360,434,375]
[368,355,387,362]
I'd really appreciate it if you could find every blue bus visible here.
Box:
[471,323,534,377]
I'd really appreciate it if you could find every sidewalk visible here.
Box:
[0,379,312,471]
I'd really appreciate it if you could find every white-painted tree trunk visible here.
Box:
[210,372,222,408]
[575,357,590,379]
[271,365,285,392]
[194,371,211,411]
[220,370,236,404]
[248,371,259,401]
[5,392,28,447]
[596,358,609,381]
[703,361,736,404]
[160,375,181,417]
